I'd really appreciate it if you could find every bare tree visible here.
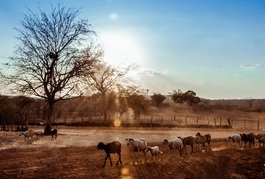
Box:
[83,61,137,121]
[1,4,103,134]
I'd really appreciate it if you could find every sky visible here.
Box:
[0,0,265,99]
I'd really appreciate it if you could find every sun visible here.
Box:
[100,32,144,66]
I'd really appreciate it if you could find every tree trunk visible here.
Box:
[103,110,107,122]
[44,103,54,135]
[44,123,52,135]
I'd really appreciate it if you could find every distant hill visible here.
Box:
[161,94,265,107]
[200,98,265,107]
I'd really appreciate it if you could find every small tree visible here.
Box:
[171,89,200,106]
[171,89,184,104]
[182,90,200,106]
[128,94,149,120]
[150,93,166,107]
[115,85,149,120]
[1,4,103,134]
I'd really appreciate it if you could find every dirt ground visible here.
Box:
[0,127,265,179]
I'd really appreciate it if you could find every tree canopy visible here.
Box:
[171,90,200,106]
[150,93,166,107]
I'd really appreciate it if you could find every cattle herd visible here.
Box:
[97,132,265,168]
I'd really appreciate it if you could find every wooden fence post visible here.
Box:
[73,117,75,126]
[257,118,260,130]
[25,113,28,130]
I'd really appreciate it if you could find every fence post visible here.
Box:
[257,118,260,130]
[73,117,75,126]
[25,113,28,130]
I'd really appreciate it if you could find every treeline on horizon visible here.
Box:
[1,92,265,123]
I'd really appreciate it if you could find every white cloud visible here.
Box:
[110,13,118,20]
[137,68,169,77]
[240,64,260,69]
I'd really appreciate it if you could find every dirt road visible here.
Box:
[0,127,264,178]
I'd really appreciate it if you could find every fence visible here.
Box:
[53,115,263,130]
[0,112,263,131]
[127,116,261,129]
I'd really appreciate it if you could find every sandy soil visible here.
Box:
[0,127,265,179]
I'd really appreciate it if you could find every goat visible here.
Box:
[258,137,265,148]
[51,129,57,140]
[195,132,211,152]
[228,134,241,149]
[147,146,163,162]
[34,130,43,138]
[240,133,255,147]
[19,130,34,141]
[178,136,195,155]
[97,141,122,168]
[162,138,183,155]
[125,137,147,163]
[255,133,265,147]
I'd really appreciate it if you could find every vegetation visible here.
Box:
[1,92,265,130]
[150,93,166,107]
[82,61,137,121]
[171,89,200,106]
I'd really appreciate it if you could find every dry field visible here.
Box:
[0,126,265,179]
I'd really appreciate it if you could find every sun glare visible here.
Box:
[101,32,144,66]
[113,119,121,127]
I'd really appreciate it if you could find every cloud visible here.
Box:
[240,64,260,69]
[137,68,169,77]
[110,13,118,20]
